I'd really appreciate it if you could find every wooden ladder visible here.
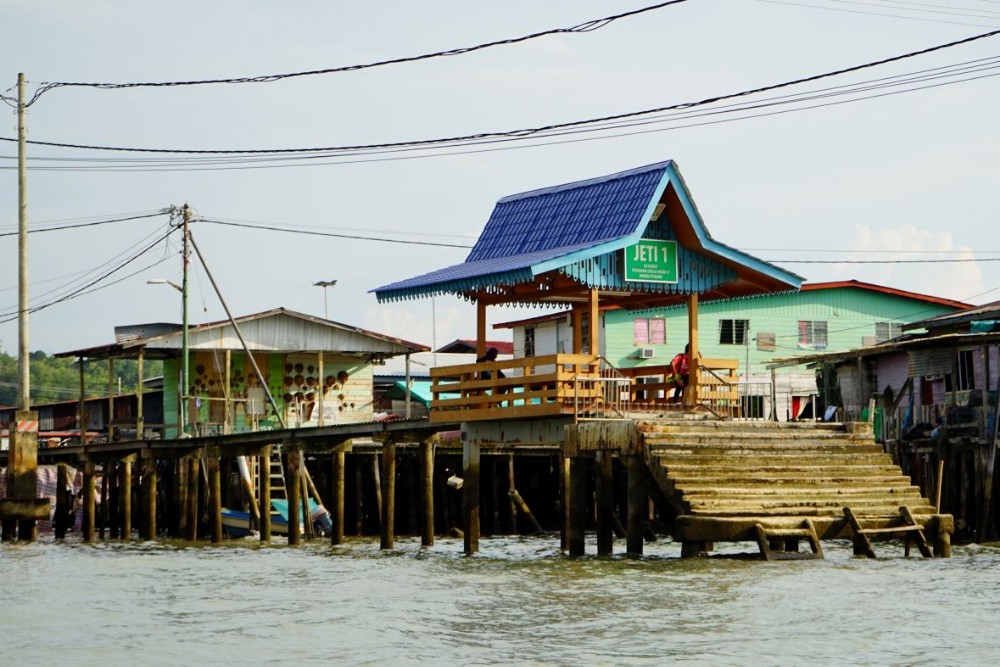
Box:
[843,506,933,558]
[268,450,287,501]
[755,520,824,560]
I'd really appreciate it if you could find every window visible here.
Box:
[719,319,749,345]
[524,326,536,358]
[756,332,776,352]
[875,322,903,343]
[633,317,666,345]
[956,349,975,391]
[798,321,828,349]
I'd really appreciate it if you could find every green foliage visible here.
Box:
[0,349,162,406]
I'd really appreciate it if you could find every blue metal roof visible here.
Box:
[373,160,801,303]
[375,161,671,301]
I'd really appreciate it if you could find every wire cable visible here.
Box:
[19,1,689,107]
[4,27,998,156]
[0,211,170,237]
[198,218,474,249]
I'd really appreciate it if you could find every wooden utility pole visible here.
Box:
[17,72,29,410]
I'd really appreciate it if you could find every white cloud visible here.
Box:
[848,225,984,303]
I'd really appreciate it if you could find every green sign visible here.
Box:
[623,239,678,283]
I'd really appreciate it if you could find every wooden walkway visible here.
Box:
[639,420,953,558]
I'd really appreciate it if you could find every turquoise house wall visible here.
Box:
[604,287,961,377]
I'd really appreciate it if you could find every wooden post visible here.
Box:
[317,351,325,427]
[686,293,699,406]
[207,451,222,544]
[588,288,600,355]
[186,457,200,541]
[9,409,40,542]
[355,461,364,536]
[419,440,434,547]
[55,462,71,540]
[568,457,587,556]
[331,450,345,545]
[596,451,614,556]
[136,350,144,438]
[287,450,302,546]
[78,357,87,444]
[508,455,517,533]
[476,300,487,357]
[508,489,543,534]
[572,307,583,354]
[560,454,570,551]
[259,446,272,542]
[173,459,187,538]
[300,472,314,541]
[83,459,96,543]
[380,442,396,550]
[142,454,156,541]
[463,438,481,554]
[107,358,115,442]
[99,462,109,540]
[626,454,645,556]
[120,456,133,540]
[223,350,231,434]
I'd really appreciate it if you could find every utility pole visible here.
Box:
[17,72,29,409]
[180,204,191,435]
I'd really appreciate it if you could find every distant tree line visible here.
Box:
[0,349,163,406]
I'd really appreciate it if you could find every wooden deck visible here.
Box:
[638,419,953,558]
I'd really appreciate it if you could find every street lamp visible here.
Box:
[148,278,188,435]
[313,280,337,319]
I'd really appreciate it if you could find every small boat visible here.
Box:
[221,498,331,538]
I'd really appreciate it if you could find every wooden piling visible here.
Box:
[120,456,133,540]
[207,452,222,544]
[568,457,587,556]
[560,454,570,551]
[185,457,200,541]
[83,459,96,543]
[142,454,156,541]
[259,446,272,542]
[331,450,345,545]
[372,454,383,525]
[419,440,434,547]
[287,450,302,546]
[355,460,364,536]
[463,439,481,554]
[596,451,614,556]
[174,459,188,538]
[300,472,314,541]
[626,454,645,556]
[55,462,71,540]
[509,489,543,534]
[380,443,396,550]
[99,463,109,540]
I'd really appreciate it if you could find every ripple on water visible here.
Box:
[3,536,999,666]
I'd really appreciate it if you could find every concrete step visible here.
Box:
[646,440,882,453]
[637,421,849,434]
[680,486,923,499]
[687,496,933,511]
[664,464,904,476]
[685,503,935,517]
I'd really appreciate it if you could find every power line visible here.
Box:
[4,28,998,157]
[770,257,1000,264]
[198,218,474,249]
[0,211,169,237]
[19,1,689,107]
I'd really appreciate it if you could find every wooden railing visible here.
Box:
[428,355,741,423]
[429,354,606,423]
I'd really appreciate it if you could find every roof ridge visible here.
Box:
[496,159,673,204]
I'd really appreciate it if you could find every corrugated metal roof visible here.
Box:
[373,160,802,304]
[374,161,672,301]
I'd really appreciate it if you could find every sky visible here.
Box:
[1,0,999,357]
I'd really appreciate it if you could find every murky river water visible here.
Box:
[3,535,999,666]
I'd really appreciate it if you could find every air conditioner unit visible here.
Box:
[637,347,655,359]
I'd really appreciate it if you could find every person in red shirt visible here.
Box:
[669,344,691,402]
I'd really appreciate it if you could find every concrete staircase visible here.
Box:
[639,420,952,558]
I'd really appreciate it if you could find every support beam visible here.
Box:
[596,451,614,556]
[686,293,699,406]
[55,462,71,540]
[185,457,200,541]
[142,454,157,541]
[572,307,583,354]
[259,446,272,543]
[626,454,645,556]
[120,456,133,540]
[463,439,481,554]
[287,450,302,546]
[380,443,397,550]
[330,450,345,545]
[107,358,115,442]
[83,460,96,543]
[419,440,434,547]
[476,300,487,357]
[207,451,222,544]
[568,457,587,556]
[136,351,144,438]
[588,288,600,355]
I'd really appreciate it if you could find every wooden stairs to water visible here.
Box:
[639,420,953,559]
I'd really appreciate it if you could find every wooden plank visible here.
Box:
[900,505,933,557]
[844,507,876,558]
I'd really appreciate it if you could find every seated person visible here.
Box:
[476,347,506,381]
